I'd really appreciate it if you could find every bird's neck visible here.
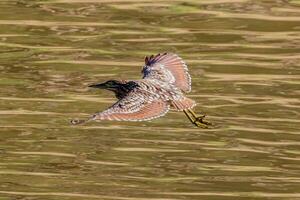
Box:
[112,81,138,99]
[114,87,127,99]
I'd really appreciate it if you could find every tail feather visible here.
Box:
[171,97,196,111]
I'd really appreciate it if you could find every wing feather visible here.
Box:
[142,53,191,93]
[92,87,169,122]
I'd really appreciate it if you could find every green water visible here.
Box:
[0,0,300,199]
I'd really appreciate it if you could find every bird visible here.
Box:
[71,53,211,128]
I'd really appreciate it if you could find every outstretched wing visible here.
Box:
[142,53,191,93]
[92,88,170,122]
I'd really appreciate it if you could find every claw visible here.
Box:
[196,115,205,121]
[195,115,212,125]
[194,120,208,128]
[202,120,213,126]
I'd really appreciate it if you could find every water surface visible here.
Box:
[0,0,300,199]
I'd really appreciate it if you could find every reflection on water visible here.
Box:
[0,0,300,199]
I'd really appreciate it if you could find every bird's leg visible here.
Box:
[183,110,208,128]
[187,109,212,126]
[183,109,195,124]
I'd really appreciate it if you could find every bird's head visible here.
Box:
[88,80,124,91]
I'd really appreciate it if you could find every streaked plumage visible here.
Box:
[72,53,211,127]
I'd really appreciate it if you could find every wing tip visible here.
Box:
[145,52,171,65]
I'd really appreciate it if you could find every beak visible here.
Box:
[88,83,106,89]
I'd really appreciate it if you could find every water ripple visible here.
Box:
[0,0,300,199]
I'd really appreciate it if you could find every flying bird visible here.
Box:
[71,53,211,128]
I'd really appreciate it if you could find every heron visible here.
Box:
[71,53,211,128]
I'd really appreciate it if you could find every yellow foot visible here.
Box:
[183,109,213,128]
[195,115,213,126]
[193,120,209,128]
